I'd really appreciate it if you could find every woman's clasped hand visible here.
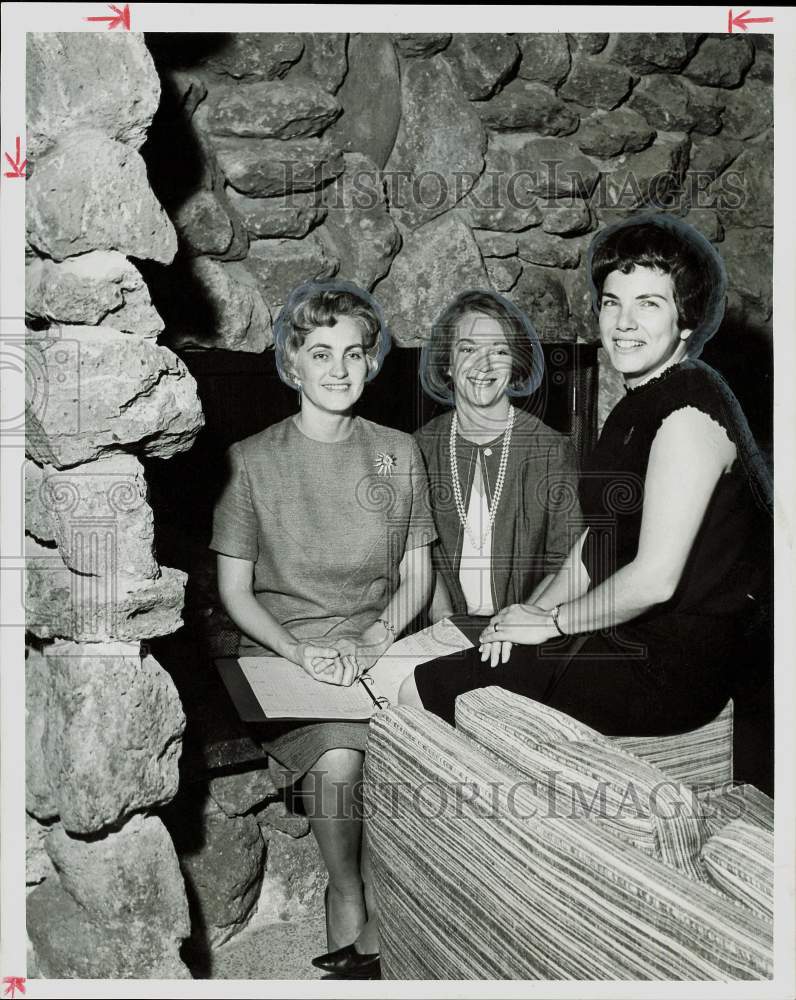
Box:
[479,602,557,663]
[295,627,393,684]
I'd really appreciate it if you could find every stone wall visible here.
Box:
[25,34,204,978]
[141,31,772,366]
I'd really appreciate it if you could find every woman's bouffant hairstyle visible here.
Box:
[588,213,727,358]
[274,279,391,388]
[420,290,544,407]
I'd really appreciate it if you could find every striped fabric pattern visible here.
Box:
[364,707,773,981]
[701,820,774,921]
[452,686,733,787]
[615,701,734,788]
[697,783,775,837]
[456,689,710,881]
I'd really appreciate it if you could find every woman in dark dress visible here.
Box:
[399,215,773,738]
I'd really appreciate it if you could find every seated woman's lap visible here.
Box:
[414,630,733,737]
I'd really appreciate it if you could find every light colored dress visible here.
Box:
[210,414,435,785]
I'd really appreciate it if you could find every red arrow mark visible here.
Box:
[2,978,26,999]
[728,9,775,31]
[3,137,27,179]
[85,3,131,30]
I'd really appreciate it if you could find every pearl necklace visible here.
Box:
[450,407,515,549]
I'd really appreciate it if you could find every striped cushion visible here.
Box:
[456,688,710,881]
[615,701,734,788]
[364,707,772,980]
[701,820,774,920]
[697,783,775,837]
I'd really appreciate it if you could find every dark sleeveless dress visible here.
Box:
[414,360,773,736]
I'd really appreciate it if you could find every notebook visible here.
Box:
[215,618,473,722]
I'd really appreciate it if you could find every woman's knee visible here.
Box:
[397,672,424,708]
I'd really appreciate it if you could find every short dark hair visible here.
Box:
[588,214,727,357]
[420,290,544,407]
[274,280,389,386]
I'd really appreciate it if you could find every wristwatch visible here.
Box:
[376,617,397,638]
[550,605,567,637]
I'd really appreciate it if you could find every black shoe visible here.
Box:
[312,943,381,978]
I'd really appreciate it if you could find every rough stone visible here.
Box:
[27,33,160,161]
[27,814,56,886]
[720,79,773,140]
[24,461,53,544]
[25,454,159,581]
[246,234,339,314]
[684,35,754,88]
[713,142,772,230]
[477,80,579,135]
[26,648,58,822]
[392,34,451,58]
[165,792,266,946]
[575,108,656,158]
[25,642,184,832]
[256,802,311,839]
[384,54,486,229]
[474,231,518,258]
[514,264,571,341]
[206,81,341,140]
[215,136,345,196]
[720,226,773,329]
[26,133,177,264]
[562,264,599,342]
[462,140,544,232]
[163,69,208,119]
[748,46,773,84]
[606,33,701,73]
[539,198,593,235]
[208,770,278,818]
[445,34,520,100]
[596,134,691,215]
[374,213,489,344]
[25,253,164,338]
[26,536,187,643]
[171,189,237,257]
[25,326,204,468]
[317,153,401,289]
[516,34,571,86]
[487,134,601,201]
[327,35,401,170]
[27,874,191,979]
[567,34,609,56]
[199,33,305,81]
[685,135,741,181]
[225,189,326,239]
[167,257,272,352]
[628,76,723,135]
[559,55,633,111]
[486,257,522,293]
[286,33,349,94]
[517,231,582,269]
[256,828,326,924]
[681,208,724,243]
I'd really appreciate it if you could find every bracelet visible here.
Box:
[550,605,567,637]
[376,617,397,638]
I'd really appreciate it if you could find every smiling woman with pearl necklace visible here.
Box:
[414,289,584,660]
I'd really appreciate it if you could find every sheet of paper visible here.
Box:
[366,618,474,705]
[238,656,375,719]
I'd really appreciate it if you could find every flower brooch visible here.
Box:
[375,452,397,477]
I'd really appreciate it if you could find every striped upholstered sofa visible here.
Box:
[363,688,774,980]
